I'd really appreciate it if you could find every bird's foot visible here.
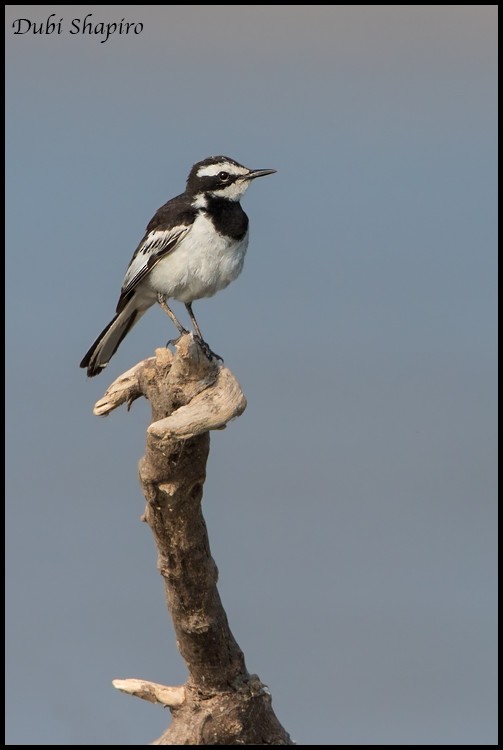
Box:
[195,336,223,363]
[166,330,189,349]
[166,332,223,362]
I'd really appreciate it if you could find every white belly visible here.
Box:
[145,214,248,302]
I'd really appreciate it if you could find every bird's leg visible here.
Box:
[185,302,223,362]
[185,301,204,340]
[157,293,188,334]
[157,293,190,348]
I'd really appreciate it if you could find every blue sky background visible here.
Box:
[5,6,497,745]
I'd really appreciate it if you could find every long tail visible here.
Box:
[80,294,151,377]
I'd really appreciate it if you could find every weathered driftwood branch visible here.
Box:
[95,334,293,745]
[112,679,186,708]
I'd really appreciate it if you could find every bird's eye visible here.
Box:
[218,171,230,181]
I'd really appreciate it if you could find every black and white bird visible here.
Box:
[80,156,276,377]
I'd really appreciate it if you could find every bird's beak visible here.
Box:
[245,168,277,180]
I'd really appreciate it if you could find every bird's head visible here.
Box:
[187,156,276,203]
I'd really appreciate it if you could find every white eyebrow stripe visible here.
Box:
[196,163,249,178]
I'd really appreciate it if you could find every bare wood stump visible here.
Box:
[93,334,293,745]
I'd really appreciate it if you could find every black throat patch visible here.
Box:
[203,196,249,240]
